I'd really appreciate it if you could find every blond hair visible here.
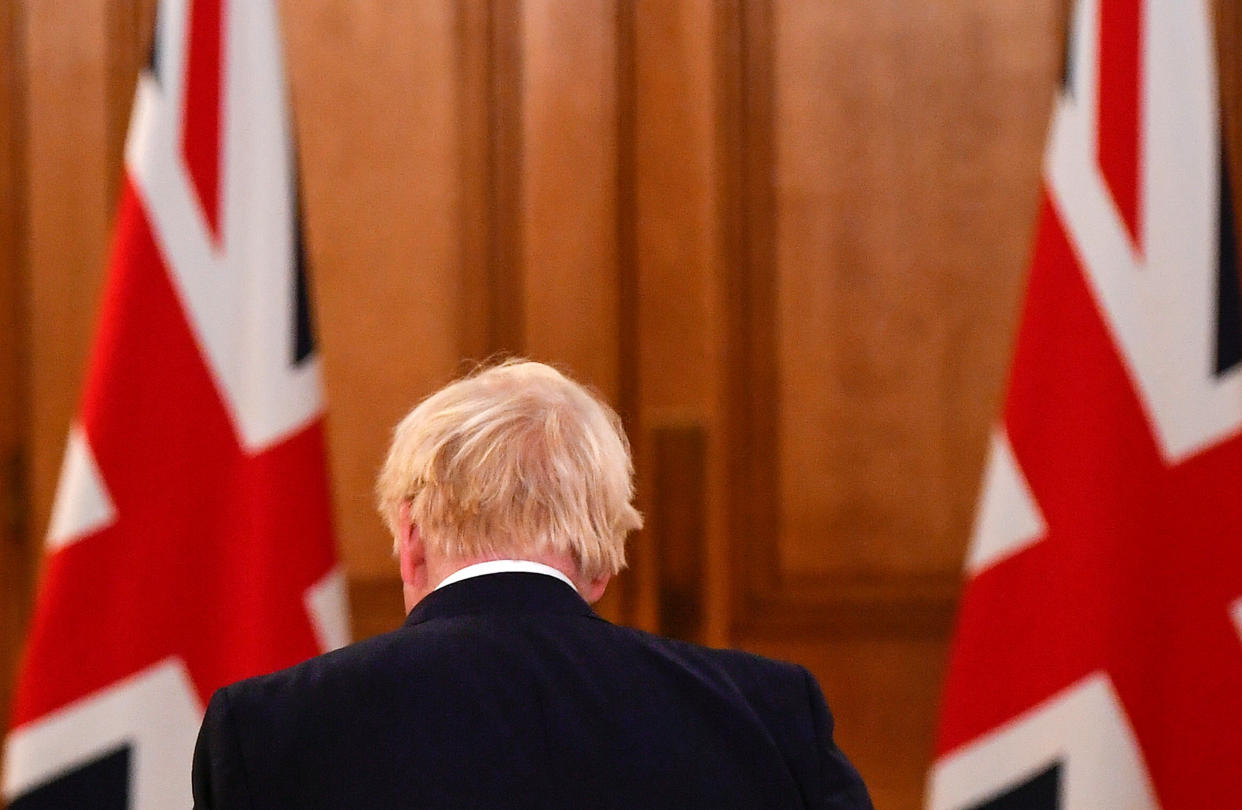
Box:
[376,360,642,580]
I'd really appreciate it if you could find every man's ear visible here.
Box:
[396,503,432,613]
[581,573,611,605]
[396,502,425,585]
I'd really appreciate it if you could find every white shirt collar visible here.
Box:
[434,560,578,593]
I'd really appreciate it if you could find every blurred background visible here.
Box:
[7,0,1214,807]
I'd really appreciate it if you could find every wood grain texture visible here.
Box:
[0,0,29,793]
[456,0,498,362]
[717,0,781,640]
[282,0,465,581]
[611,0,648,629]
[484,0,527,356]
[635,0,722,422]
[25,0,120,549]
[0,0,28,547]
[519,0,626,621]
[650,424,707,641]
[730,2,1063,806]
[770,0,1059,582]
[631,0,723,635]
[347,575,406,643]
[520,0,619,397]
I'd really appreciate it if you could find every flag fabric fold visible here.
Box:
[3,1,349,806]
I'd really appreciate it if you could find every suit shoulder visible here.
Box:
[607,623,810,693]
[218,625,412,708]
[617,622,802,670]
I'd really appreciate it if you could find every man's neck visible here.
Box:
[405,549,607,612]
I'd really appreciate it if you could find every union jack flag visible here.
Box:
[3,1,349,806]
[928,1,1242,808]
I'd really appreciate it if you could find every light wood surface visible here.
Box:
[283,0,466,581]
[772,1,1056,580]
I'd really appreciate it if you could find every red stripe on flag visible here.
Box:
[182,0,223,241]
[1097,0,1142,246]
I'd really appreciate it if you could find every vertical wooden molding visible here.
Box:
[716,0,779,635]
[614,0,639,442]
[457,0,493,363]
[613,0,654,631]
[456,0,525,361]
[487,0,525,355]
[651,424,707,642]
[737,0,779,600]
[711,0,743,647]
[0,0,30,790]
[739,0,779,596]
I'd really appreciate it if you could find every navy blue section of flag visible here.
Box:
[8,746,131,810]
[965,762,1061,810]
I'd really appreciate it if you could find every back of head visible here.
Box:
[376,360,643,581]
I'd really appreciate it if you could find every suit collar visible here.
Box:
[434,559,577,592]
[404,571,599,627]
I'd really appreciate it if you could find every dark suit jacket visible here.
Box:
[192,572,872,809]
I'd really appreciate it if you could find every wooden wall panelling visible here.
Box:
[456,0,526,358]
[737,1,1064,623]
[0,0,29,780]
[727,1,1064,806]
[519,0,626,620]
[455,0,492,363]
[611,0,651,631]
[455,0,526,361]
[487,0,527,357]
[283,1,465,628]
[629,0,728,642]
[26,0,126,561]
[769,0,1054,587]
[717,0,779,642]
[715,0,1076,610]
[520,0,620,397]
[649,425,707,641]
